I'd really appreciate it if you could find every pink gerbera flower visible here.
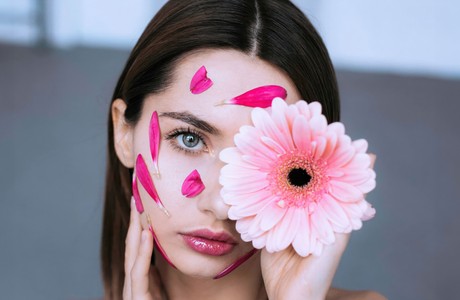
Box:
[219,98,376,256]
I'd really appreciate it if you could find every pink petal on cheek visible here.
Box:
[136,154,170,217]
[222,85,287,108]
[190,65,213,94]
[149,111,161,176]
[181,169,206,198]
[132,173,144,213]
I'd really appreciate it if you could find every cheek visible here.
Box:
[154,147,210,206]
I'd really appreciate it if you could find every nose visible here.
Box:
[196,157,229,220]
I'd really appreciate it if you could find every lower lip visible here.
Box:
[182,235,235,256]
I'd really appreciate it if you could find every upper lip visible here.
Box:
[181,229,238,244]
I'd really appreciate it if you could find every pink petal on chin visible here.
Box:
[329,180,363,202]
[181,169,205,198]
[149,111,161,175]
[132,173,144,213]
[190,65,213,94]
[223,86,287,108]
[136,154,170,217]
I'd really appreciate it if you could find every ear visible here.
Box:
[112,99,135,168]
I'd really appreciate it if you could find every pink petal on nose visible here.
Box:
[181,169,206,198]
[136,154,170,217]
[190,65,213,94]
[221,85,287,108]
[149,111,160,176]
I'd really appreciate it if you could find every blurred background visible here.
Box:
[1,0,459,299]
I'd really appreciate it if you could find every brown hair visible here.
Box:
[101,0,340,298]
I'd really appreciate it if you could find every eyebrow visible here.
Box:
[159,111,221,135]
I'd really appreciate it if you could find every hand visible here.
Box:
[261,154,377,300]
[261,233,350,300]
[123,197,163,300]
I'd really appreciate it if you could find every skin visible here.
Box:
[112,49,385,300]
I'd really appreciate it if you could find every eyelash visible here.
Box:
[164,127,209,155]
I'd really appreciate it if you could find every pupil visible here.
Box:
[183,134,198,147]
[287,168,311,187]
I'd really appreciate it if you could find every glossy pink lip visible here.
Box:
[181,229,237,256]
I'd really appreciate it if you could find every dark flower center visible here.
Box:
[287,168,311,187]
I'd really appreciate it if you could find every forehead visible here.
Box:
[143,49,301,129]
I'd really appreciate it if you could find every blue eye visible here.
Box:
[176,132,205,151]
[165,127,209,155]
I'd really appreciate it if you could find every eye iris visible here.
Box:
[183,133,199,147]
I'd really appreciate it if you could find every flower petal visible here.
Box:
[224,86,287,108]
[136,154,170,216]
[132,173,144,213]
[181,169,205,198]
[149,111,161,175]
[190,65,213,94]
[329,180,363,202]
[292,115,312,152]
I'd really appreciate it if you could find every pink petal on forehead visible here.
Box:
[181,169,206,198]
[132,173,144,213]
[220,85,287,108]
[190,65,213,94]
[136,154,170,217]
[149,111,160,176]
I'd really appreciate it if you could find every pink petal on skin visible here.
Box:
[148,225,177,269]
[149,111,161,176]
[213,248,258,279]
[190,65,213,94]
[132,173,144,213]
[136,154,170,217]
[221,85,287,108]
[181,169,205,198]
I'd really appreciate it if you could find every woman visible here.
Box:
[102,0,384,299]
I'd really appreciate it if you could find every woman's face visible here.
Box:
[126,49,301,278]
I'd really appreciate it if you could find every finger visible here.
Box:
[131,230,154,299]
[369,153,377,169]
[125,197,142,272]
[123,197,142,299]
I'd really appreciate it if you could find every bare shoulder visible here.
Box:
[326,287,387,300]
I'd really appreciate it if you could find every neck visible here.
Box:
[156,250,267,300]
